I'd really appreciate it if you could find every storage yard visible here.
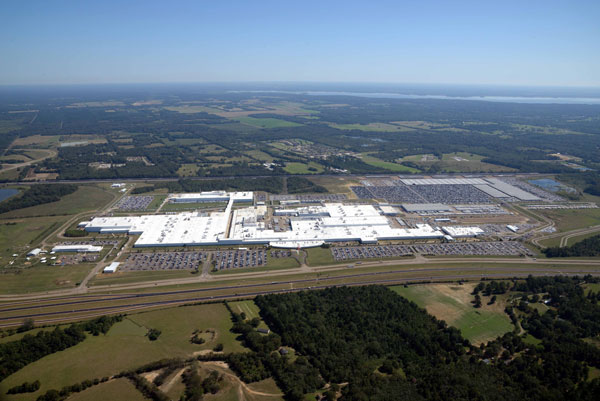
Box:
[121,251,208,272]
[115,195,154,211]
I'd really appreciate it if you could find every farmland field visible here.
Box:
[0,185,115,219]
[283,161,325,174]
[391,283,513,344]
[235,117,302,128]
[0,263,95,294]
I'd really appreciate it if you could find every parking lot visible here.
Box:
[331,241,532,260]
[121,251,207,271]
[116,196,154,211]
[270,250,292,258]
[352,184,492,204]
[412,241,532,256]
[332,245,413,261]
[213,249,266,270]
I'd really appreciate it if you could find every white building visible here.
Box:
[507,225,519,233]
[27,248,42,257]
[52,244,103,253]
[442,226,485,238]
[103,262,120,273]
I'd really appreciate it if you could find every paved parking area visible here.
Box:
[116,196,154,211]
[352,184,492,204]
[331,241,532,259]
[213,249,266,270]
[121,251,207,271]
[332,245,413,261]
[270,250,292,258]
[412,241,532,256]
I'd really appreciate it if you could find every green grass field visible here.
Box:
[212,256,300,275]
[235,117,302,129]
[176,163,200,177]
[144,195,167,211]
[66,378,146,401]
[0,215,66,261]
[283,162,325,174]
[0,185,114,219]
[305,247,335,266]
[538,208,600,232]
[0,264,95,294]
[359,154,419,173]
[0,303,247,399]
[88,269,196,287]
[243,149,275,162]
[229,300,270,331]
[391,283,513,344]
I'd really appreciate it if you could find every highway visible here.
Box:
[1,262,599,327]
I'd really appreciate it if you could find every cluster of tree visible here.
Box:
[287,176,327,194]
[544,234,600,257]
[472,280,509,296]
[181,366,223,401]
[147,328,161,341]
[36,377,110,401]
[0,315,122,382]
[7,380,40,394]
[125,373,169,401]
[0,184,77,215]
[154,177,285,194]
[151,359,186,386]
[131,185,155,194]
[63,228,88,237]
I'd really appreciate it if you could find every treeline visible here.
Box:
[141,176,326,195]
[0,315,122,382]
[0,184,77,214]
[543,234,600,257]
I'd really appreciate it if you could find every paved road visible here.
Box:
[1,267,598,328]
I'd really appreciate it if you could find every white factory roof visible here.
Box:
[103,262,120,273]
[52,244,103,253]
[84,203,446,248]
[402,203,453,212]
[442,226,485,237]
[379,205,398,215]
[483,178,540,201]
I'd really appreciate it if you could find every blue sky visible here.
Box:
[0,0,599,86]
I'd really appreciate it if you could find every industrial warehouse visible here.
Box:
[82,196,448,248]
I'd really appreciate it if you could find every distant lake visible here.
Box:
[236,90,600,105]
[0,188,19,202]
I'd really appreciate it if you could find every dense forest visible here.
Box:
[0,184,77,214]
[544,235,600,257]
[220,282,600,401]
